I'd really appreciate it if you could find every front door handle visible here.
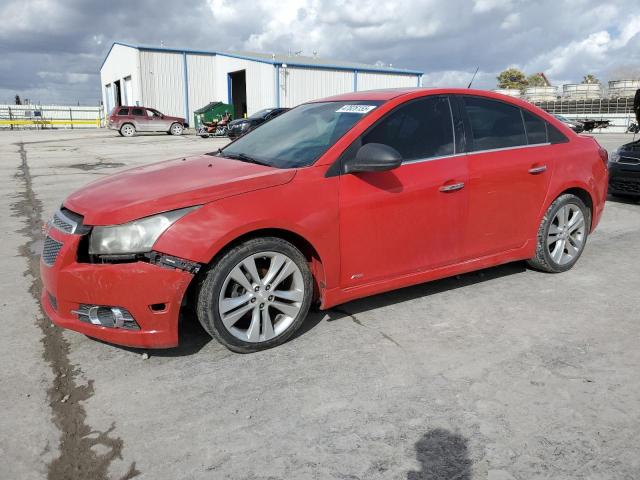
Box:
[528,165,547,174]
[439,182,465,192]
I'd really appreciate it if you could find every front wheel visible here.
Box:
[170,123,184,135]
[196,237,313,353]
[527,194,590,273]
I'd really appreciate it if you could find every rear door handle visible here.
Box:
[528,165,547,174]
[439,182,465,192]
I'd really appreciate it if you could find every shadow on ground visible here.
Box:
[407,429,472,480]
[94,262,526,355]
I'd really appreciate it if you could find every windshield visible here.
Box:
[218,101,383,168]
[555,115,569,122]
[249,108,274,119]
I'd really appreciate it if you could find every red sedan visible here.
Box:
[41,88,608,352]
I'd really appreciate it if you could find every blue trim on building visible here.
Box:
[353,70,358,91]
[275,65,280,108]
[101,42,424,76]
[182,52,190,126]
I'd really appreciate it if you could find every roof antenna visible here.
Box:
[467,66,480,88]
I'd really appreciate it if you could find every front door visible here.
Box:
[146,108,172,132]
[338,95,469,287]
[458,95,554,258]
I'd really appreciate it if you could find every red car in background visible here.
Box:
[108,106,186,137]
[42,88,608,353]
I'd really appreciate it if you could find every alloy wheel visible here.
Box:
[171,123,183,135]
[546,203,586,265]
[121,124,135,136]
[217,252,305,343]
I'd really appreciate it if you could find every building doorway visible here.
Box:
[113,79,122,107]
[228,70,247,119]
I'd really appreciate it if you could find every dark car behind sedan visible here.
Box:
[227,108,289,138]
[609,139,640,198]
[553,114,584,133]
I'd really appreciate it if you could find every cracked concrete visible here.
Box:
[1,129,639,479]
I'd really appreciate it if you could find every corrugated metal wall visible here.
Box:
[139,51,185,118]
[281,68,354,107]
[186,54,217,124]
[215,56,276,115]
[357,72,417,90]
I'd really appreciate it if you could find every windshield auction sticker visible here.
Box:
[336,105,377,114]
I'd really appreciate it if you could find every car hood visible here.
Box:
[64,155,296,225]
[620,139,640,156]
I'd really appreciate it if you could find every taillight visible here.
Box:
[598,146,608,168]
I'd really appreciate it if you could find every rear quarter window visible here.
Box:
[117,107,129,116]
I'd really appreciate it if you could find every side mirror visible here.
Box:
[344,143,403,174]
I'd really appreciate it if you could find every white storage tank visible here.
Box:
[524,86,557,102]
[562,83,602,99]
[608,79,640,98]
[492,88,521,98]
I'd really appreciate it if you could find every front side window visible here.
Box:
[362,96,454,161]
[463,96,527,151]
[219,101,383,168]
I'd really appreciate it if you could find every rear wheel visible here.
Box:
[527,194,590,273]
[196,237,313,353]
[120,123,135,137]
[170,123,183,135]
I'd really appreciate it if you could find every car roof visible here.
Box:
[313,87,533,104]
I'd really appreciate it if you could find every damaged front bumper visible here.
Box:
[40,221,198,349]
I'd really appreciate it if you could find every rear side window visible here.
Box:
[547,122,569,144]
[522,109,547,144]
[117,107,129,116]
[363,96,454,160]
[463,96,527,151]
[132,108,144,116]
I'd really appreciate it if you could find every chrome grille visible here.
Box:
[619,156,640,165]
[42,236,63,266]
[50,209,81,234]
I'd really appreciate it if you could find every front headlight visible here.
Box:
[239,122,250,130]
[609,149,621,163]
[89,207,197,255]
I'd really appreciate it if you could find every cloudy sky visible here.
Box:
[1,0,639,105]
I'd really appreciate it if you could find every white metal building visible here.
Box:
[100,42,423,126]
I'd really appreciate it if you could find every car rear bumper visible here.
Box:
[609,161,640,196]
[40,228,194,348]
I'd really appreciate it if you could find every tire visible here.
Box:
[527,194,591,273]
[196,237,313,353]
[169,123,183,135]
[120,123,135,137]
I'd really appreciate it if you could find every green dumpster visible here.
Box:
[193,102,234,129]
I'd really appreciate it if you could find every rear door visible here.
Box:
[338,95,470,287]
[457,95,554,258]
[131,107,149,131]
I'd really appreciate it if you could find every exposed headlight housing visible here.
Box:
[89,207,197,255]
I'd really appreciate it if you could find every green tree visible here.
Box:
[526,73,547,87]
[582,74,600,84]
[497,68,528,90]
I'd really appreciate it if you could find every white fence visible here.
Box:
[0,105,104,129]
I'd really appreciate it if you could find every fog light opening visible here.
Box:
[150,303,167,312]
[73,304,140,330]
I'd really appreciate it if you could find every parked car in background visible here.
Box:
[42,88,608,353]
[108,106,186,137]
[553,114,584,133]
[609,139,640,198]
[227,108,289,138]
